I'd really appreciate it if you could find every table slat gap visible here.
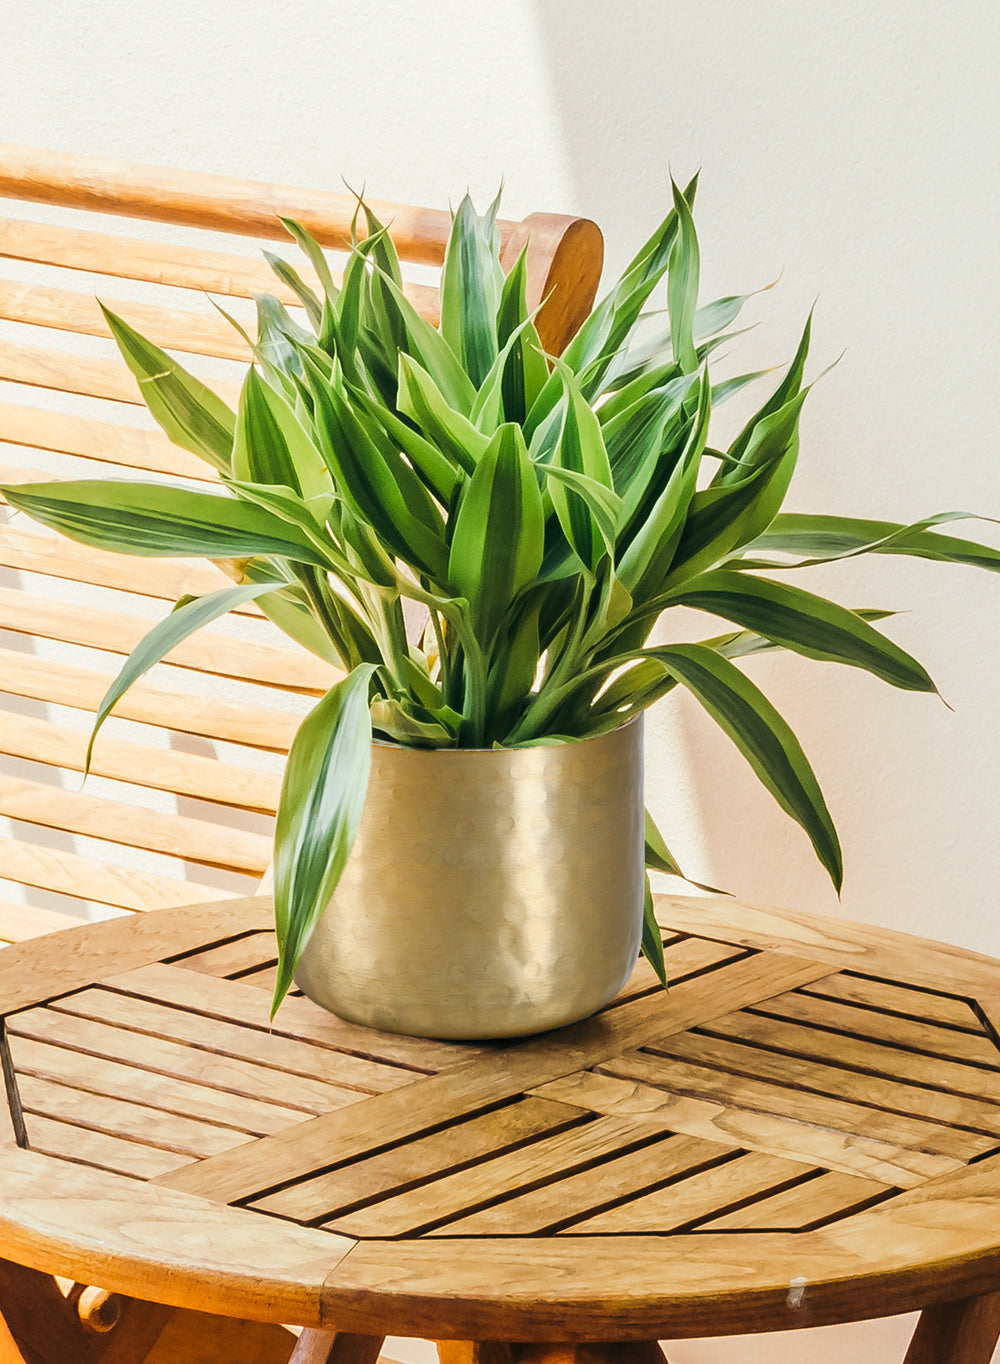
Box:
[249,1099,593,1225]
[17,1072,260,1157]
[433,1137,744,1239]
[9,1007,363,1116]
[748,992,1000,1069]
[594,1053,996,1160]
[802,974,985,1033]
[642,1035,1000,1137]
[0,1019,27,1149]
[163,929,267,964]
[693,1015,1000,1102]
[48,988,392,1097]
[325,1120,678,1240]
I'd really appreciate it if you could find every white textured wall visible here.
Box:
[2,2,1000,1358]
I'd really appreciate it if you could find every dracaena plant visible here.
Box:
[4,179,998,1013]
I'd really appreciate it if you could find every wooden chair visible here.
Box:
[0,144,604,1364]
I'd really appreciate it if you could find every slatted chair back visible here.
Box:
[0,144,604,944]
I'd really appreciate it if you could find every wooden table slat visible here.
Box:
[699,1168,893,1232]
[646,1031,1000,1136]
[323,1115,672,1238]
[598,1050,997,1160]
[752,989,1000,1068]
[562,1151,845,1234]
[7,1034,313,1136]
[704,1007,1000,1098]
[8,1008,362,1116]
[23,1112,196,1180]
[250,1097,591,1223]
[104,961,470,1073]
[53,987,407,1097]
[529,1069,963,1189]
[801,973,986,1031]
[425,1133,735,1237]
[17,1072,256,1158]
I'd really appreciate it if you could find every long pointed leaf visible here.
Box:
[440,193,502,388]
[100,306,235,473]
[85,582,279,770]
[271,663,377,1013]
[739,512,1000,573]
[448,423,544,643]
[663,570,936,692]
[646,643,842,888]
[642,873,667,987]
[1,479,331,565]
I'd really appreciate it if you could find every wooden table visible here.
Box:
[1,893,1000,1364]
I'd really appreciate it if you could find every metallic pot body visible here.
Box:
[295,716,645,1039]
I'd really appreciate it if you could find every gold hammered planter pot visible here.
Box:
[294,716,645,1040]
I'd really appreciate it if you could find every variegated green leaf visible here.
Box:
[448,423,544,644]
[662,570,936,692]
[85,582,280,771]
[1,479,331,565]
[100,306,235,473]
[271,663,377,1013]
[440,192,502,388]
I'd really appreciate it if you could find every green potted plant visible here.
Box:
[3,178,997,1037]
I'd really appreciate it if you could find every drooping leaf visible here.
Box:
[85,582,280,771]
[263,250,324,330]
[642,872,668,987]
[642,643,842,889]
[278,217,338,300]
[1,479,332,565]
[716,311,812,482]
[737,512,1000,573]
[544,464,621,568]
[370,696,458,746]
[271,663,377,1014]
[662,570,937,692]
[644,807,685,877]
[100,306,235,473]
[665,391,806,587]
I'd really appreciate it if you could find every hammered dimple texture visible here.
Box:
[295,718,645,1039]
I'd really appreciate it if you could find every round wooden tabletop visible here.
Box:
[1,893,999,1343]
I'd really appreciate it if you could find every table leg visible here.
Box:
[903,1290,1000,1364]
[0,1257,172,1364]
[289,1331,386,1364]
